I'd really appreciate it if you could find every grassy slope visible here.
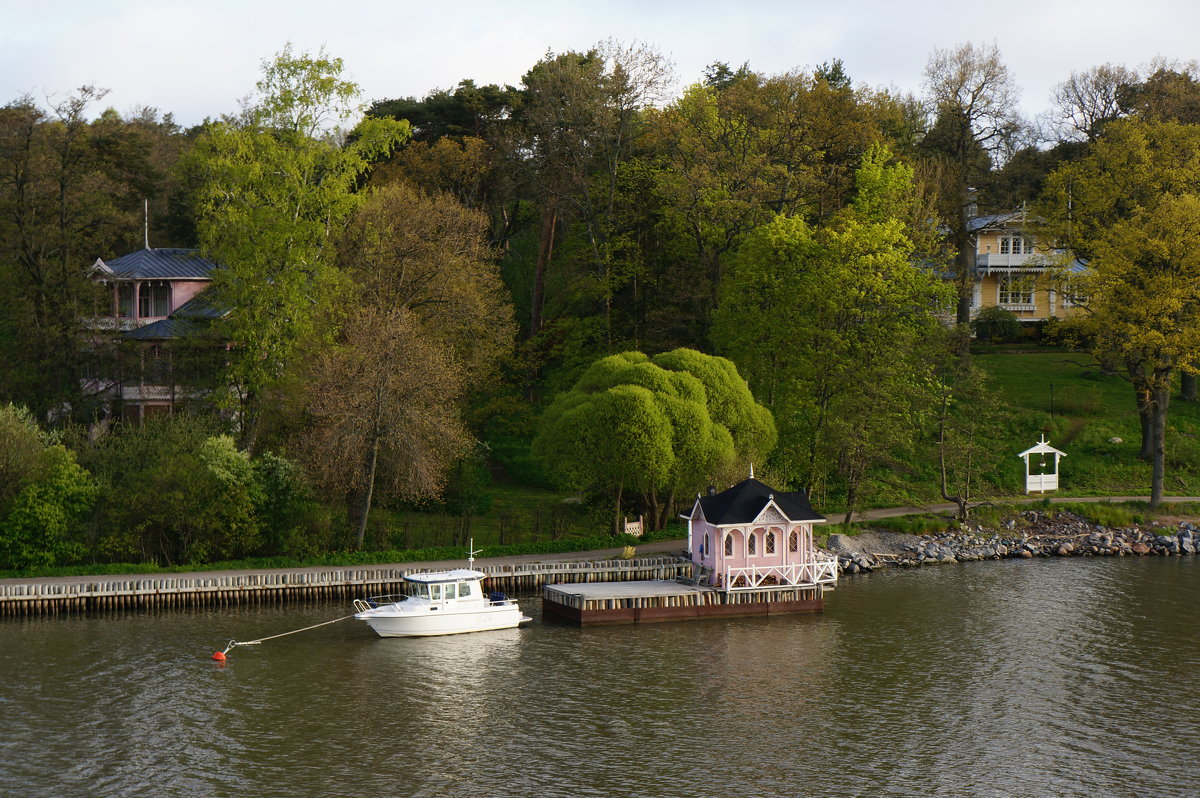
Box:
[975,350,1200,498]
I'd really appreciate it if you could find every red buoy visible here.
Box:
[212,651,226,661]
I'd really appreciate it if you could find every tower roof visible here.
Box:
[93,248,218,280]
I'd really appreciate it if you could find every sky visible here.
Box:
[2,0,1197,127]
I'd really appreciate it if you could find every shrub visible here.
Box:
[0,403,46,514]
[0,445,96,570]
[972,306,1023,342]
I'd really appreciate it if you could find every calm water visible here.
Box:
[1,557,1197,797]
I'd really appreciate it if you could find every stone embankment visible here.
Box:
[826,511,1200,574]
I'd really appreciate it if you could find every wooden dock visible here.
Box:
[543,580,824,626]
[0,556,693,617]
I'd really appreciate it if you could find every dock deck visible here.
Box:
[543,579,824,625]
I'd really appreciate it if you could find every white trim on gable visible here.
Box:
[753,501,787,526]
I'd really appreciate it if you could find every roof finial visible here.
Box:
[749,462,754,479]
[143,198,150,250]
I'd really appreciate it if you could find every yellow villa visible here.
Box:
[967,210,1086,323]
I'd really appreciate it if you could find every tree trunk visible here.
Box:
[646,490,660,532]
[1182,372,1197,402]
[954,219,974,327]
[354,438,381,548]
[612,484,623,536]
[657,489,676,531]
[1150,383,1169,508]
[1135,383,1154,460]
[529,202,558,341]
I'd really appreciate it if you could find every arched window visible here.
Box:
[789,530,799,552]
[703,533,710,556]
[724,534,733,556]
[765,531,776,555]
[747,533,756,556]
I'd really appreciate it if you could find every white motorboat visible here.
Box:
[353,567,531,638]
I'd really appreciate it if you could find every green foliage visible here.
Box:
[187,46,410,438]
[1052,502,1143,528]
[253,451,322,558]
[533,348,772,528]
[866,515,954,536]
[0,445,96,570]
[78,417,266,565]
[972,306,1023,342]
[0,403,46,513]
[713,146,950,514]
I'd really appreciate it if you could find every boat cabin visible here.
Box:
[404,569,487,602]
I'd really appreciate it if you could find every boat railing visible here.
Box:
[353,594,408,612]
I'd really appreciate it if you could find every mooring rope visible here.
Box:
[221,612,360,655]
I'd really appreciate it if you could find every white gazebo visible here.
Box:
[1018,435,1066,493]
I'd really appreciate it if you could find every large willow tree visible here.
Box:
[533,348,775,532]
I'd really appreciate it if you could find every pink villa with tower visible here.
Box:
[83,247,226,422]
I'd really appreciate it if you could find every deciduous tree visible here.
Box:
[187,45,409,445]
[714,146,949,513]
[921,41,1022,325]
[1041,118,1200,505]
[532,349,773,532]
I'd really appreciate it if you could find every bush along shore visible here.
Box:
[826,511,1200,574]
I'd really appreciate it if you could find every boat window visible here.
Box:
[457,582,472,598]
[430,584,442,601]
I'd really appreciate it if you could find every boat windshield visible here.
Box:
[407,582,431,599]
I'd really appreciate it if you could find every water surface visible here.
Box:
[2,557,1196,797]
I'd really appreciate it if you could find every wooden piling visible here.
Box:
[0,556,691,618]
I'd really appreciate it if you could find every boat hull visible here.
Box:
[358,604,529,638]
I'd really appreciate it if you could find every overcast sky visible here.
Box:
[2,0,1195,127]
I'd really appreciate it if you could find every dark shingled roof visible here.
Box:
[123,318,200,340]
[96,248,217,280]
[698,478,825,525]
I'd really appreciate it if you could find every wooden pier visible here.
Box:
[543,580,824,626]
[0,556,693,617]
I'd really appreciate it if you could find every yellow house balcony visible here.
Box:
[976,252,1047,271]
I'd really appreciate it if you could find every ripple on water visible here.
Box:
[1,557,1197,797]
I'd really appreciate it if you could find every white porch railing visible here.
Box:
[722,555,838,592]
[976,253,1046,270]
[1026,473,1059,493]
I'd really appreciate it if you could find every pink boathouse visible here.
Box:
[684,476,835,592]
[542,477,839,626]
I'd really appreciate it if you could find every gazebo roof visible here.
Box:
[1018,435,1066,459]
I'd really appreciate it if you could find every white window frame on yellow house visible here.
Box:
[997,273,1036,309]
[1058,278,1088,308]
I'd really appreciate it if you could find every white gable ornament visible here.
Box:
[1018,435,1066,494]
[755,504,786,524]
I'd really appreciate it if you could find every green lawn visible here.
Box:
[975,351,1200,497]
[372,349,1200,540]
